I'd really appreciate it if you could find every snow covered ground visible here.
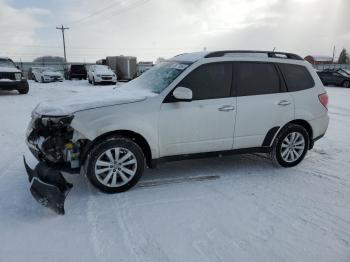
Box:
[0,80,350,262]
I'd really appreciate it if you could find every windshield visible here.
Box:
[0,58,16,68]
[339,70,350,77]
[94,65,109,70]
[130,61,190,94]
[43,67,58,72]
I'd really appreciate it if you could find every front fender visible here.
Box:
[71,103,160,158]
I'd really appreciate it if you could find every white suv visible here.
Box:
[26,51,329,200]
[87,64,117,85]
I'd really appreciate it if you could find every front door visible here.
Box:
[158,63,236,157]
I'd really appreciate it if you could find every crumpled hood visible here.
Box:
[34,83,157,116]
[0,66,21,73]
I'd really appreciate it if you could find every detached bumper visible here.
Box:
[24,157,73,215]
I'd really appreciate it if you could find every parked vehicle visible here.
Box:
[106,56,137,81]
[317,69,350,87]
[28,67,43,80]
[32,67,64,83]
[25,50,329,214]
[0,57,29,94]
[87,65,117,85]
[65,64,87,80]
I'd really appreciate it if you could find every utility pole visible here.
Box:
[332,45,336,63]
[56,25,69,63]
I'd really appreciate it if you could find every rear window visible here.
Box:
[71,65,86,70]
[279,64,314,92]
[236,62,281,96]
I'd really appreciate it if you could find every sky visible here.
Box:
[0,0,349,62]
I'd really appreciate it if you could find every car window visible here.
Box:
[279,64,315,92]
[177,63,232,100]
[0,58,16,68]
[236,62,281,96]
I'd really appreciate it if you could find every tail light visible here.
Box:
[318,93,329,109]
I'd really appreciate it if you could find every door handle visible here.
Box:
[218,105,235,112]
[277,100,291,106]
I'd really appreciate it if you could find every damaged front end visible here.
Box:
[24,157,72,214]
[25,113,85,214]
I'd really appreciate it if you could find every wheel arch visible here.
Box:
[271,119,313,149]
[81,130,153,168]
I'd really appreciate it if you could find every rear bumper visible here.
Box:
[68,74,86,79]
[0,79,28,90]
[309,113,329,140]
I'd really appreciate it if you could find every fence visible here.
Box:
[313,63,350,71]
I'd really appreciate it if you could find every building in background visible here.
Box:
[304,55,333,65]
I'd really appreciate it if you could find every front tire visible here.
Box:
[270,124,310,167]
[86,137,145,193]
[18,82,29,94]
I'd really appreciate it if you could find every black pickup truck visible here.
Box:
[0,57,29,94]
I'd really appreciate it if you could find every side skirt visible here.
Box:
[151,147,271,167]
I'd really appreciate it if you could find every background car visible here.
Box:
[32,67,64,83]
[64,64,87,80]
[317,69,350,87]
[0,57,29,94]
[87,64,117,85]
[28,67,44,80]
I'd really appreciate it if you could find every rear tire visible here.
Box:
[86,137,145,193]
[270,124,310,168]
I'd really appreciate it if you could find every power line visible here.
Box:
[71,0,151,26]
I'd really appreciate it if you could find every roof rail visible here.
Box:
[204,50,303,60]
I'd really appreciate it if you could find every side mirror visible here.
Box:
[172,86,193,102]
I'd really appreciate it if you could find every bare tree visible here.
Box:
[338,48,349,64]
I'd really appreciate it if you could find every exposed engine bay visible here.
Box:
[26,114,85,169]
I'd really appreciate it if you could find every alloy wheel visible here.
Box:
[94,147,137,187]
[280,132,305,163]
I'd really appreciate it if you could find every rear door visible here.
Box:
[233,62,294,149]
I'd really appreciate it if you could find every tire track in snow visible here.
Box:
[112,193,171,262]
[86,185,170,262]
